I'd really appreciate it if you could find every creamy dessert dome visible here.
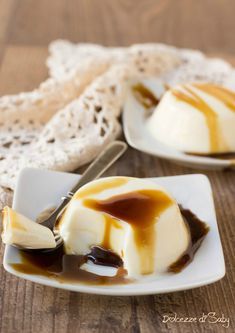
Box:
[146,83,235,154]
[57,176,190,277]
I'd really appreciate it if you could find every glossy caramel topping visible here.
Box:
[56,178,129,229]
[87,246,123,268]
[194,83,235,112]
[172,84,226,152]
[84,189,173,275]
[132,83,159,109]
[74,177,128,199]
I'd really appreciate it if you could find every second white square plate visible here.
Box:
[3,168,225,295]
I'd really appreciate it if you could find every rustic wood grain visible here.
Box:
[0,1,235,332]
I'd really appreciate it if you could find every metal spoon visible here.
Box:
[13,140,127,253]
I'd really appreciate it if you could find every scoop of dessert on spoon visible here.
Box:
[1,141,127,253]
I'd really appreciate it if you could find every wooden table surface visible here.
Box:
[0,1,235,332]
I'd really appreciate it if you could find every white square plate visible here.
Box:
[3,168,225,295]
[123,79,235,170]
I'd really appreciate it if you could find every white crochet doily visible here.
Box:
[0,40,235,208]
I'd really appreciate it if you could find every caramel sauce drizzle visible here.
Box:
[84,189,173,275]
[56,178,128,228]
[172,84,227,152]
[194,83,235,112]
[132,83,159,109]
[74,177,128,199]
[102,214,122,250]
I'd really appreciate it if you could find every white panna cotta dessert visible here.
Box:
[147,83,235,155]
[1,176,209,280]
[57,177,191,278]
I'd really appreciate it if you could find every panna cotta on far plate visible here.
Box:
[58,177,192,278]
[146,83,235,155]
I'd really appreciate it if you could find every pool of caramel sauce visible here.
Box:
[11,190,209,284]
[11,246,129,285]
[169,206,209,273]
